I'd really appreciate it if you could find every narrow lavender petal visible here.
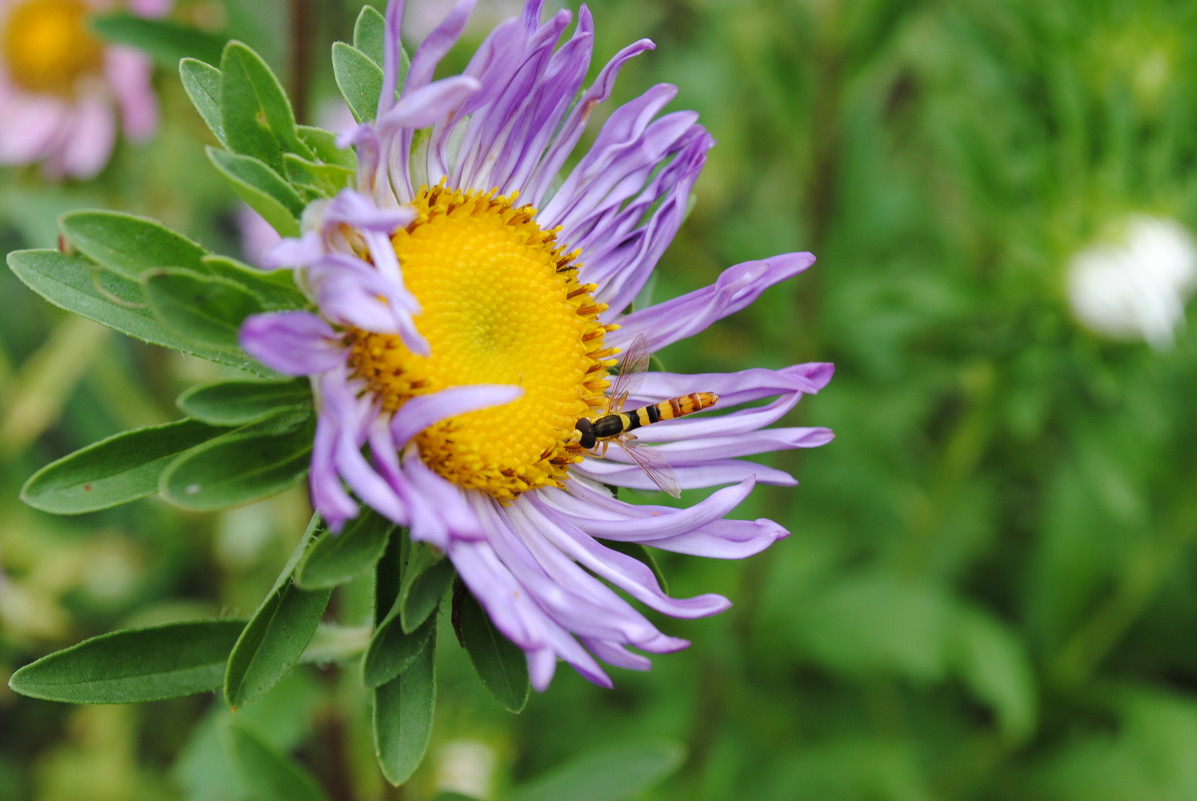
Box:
[239,312,345,375]
[391,385,524,447]
[608,253,818,352]
[402,455,488,543]
[524,38,656,203]
[633,362,836,408]
[641,428,836,461]
[262,230,323,270]
[404,0,476,94]
[579,638,653,671]
[323,188,413,231]
[549,478,757,539]
[377,0,407,120]
[576,458,797,491]
[310,409,361,531]
[529,494,731,618]
[377,75,481,132]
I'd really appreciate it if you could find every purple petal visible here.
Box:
[609,253,817,351]
[391,385,523,447]
[240,312,345,375]
[575,457,796,491]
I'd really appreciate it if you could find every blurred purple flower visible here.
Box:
[241,0,833,689]
[0,0,165,178]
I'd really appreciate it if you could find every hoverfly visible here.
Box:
[571,334,717,497]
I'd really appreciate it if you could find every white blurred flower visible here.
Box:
[1066,214,1197,348]
[434,739,497,799]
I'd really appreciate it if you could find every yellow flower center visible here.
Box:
[2,0,105,96]
[347,185,616,501]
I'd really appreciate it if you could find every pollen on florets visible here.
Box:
[346,184,618,500]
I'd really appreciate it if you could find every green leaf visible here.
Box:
[296,508,395,591]
[199,254,306,310]
[352,5,388,66]
[224,721,331,801]
[456,588,529,713]
[59,210,208,282]
[160,412,315,511]
[177,379,310,426]
[91,12,226,70]
[372,626,436,786]
[225,519,331,708]
[220,41,312,171]
[22,418,228,514]
[207,147,304,237]
[951,607,1037,745]
[507,741,686,801]
[8,620,245,703]
[6,249,265,372]
[332,42,385,124]
[283,153,354,198]
[399,543,456,633]
[142,267,264,350]
[180,58,226,146]
[362,605,436,689]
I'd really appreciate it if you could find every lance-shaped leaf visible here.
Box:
[362,605,436,689]
[353,5,387,66]
[507,741,686,801]
[142,267,265,350]
[372,626,436,786]
[59,211,208,282]
[332,43,385,124]
[8,620,246,703]
[224,720,331,801]
[297,126,357,170]
[455,587,529,713]
[399,543,456,633]
[6,249,265,372]
[220,42,312,171]
[180,58,226,146]
[295,508,395,591]
[177,379,310,427]
[208,148,304,237]
[91,12,226,70]
[22,418,229,514]
[160,412,315,511]
[225,518,331,708]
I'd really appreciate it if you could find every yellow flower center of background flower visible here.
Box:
[2,0,105,96]
[347,185,617,501]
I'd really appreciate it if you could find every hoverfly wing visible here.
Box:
[605,334,652,413]
[618,436,682,499]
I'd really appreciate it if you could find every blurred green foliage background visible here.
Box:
[4,0,1197,798]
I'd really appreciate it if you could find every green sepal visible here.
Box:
[8,620,246,703]
[180,58,227,146]
[159,412,315,511]
[399,542,456,633]
[59,210,207,282]
[5,249,267,372]
[91,12,226,70]
[220,41,313,172]
[142,267,265,350]
[225,518,331,709]
[283,153,355,199]
[507,741,686,801]
[362,601,437,689]
[454,586,530,713]
[372,625,436,786]
[332,43,385,124]
[177,379,310,427]
[297,126,357,170]
[198,254,306,311]
[207,147,304,237]
[21,418,229,514]
[295,508,395,591]
[223,720,331,801]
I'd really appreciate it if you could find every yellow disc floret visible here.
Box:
[347,185,616,500]
[2,0,105,96]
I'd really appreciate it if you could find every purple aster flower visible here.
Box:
[0,0,166,178]
[241,0,833,690]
